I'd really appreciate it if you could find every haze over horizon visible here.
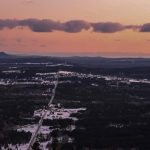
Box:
[1,0,150,57]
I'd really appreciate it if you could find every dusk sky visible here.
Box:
[0,0,150,56]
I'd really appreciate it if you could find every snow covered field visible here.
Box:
[1,144,28,150]
[58,70,150,84]
[7,104,86,150]
[34,105,86,121]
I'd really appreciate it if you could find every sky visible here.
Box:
[0,0,150,57]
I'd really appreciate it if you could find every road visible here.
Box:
[27,73,59,150]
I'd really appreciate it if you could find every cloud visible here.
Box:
[0,18,149,33]
[19,19,60,32]
[0,19,18,30]
[0,19,91,33]
[61,20,90,33]
[19,19,91,33]
[140,23,150,32]
[91,22,124,33]
[91,23,141,33]
[125,25,140,31]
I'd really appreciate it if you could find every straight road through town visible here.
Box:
[27,73,59,150]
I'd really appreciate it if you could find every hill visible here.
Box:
[0,52,17,58]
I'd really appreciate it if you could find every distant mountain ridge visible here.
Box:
[1,52,150,68]
[0,52,17,58]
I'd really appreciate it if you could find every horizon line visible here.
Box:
[2,51,150,58]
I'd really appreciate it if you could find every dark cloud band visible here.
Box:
[0,18,148,33]
[91,22,124,33]
[140,23,150,32]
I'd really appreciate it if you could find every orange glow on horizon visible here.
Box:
[0,0,150,56]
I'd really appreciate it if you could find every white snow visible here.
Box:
[1,144,28,150]
[15,105,86,150]
[91,83,99,87]
[36,72,56,76]
[58,71,74,75]
[17,124,38,133]
[2,70,21,74]
[39,126,52,135]
[34,107,86,121]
